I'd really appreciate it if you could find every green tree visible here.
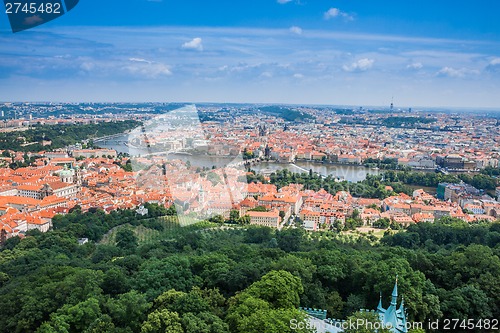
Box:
[374,218,390,229]
[244,226,273,243]
[229,210,240,224]
[101,267,131,296]
[141,309,184,333]
[239,215,251,225]
[244,270,304,309]
[107,290,151,331]
[115,228,138,250]
[237,308,314,333]
[181,312,229,333]
[40,297,102,333]
[134,256,200,300]
[277,228,304,252]
[84,315,116,333]
[209,215,225,224]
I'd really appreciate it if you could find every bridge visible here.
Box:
[93,133,127,142]
[227,158,261,168]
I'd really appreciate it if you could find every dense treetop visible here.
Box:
[0,206,498,333]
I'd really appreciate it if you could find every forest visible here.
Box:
[0,120,140,152]
[258,106,315,122]
[0,205,498,333]
[382,117,437,127]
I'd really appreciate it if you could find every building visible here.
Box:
[247,209,281,228]
[258,192,303,215]
[17,182,78,200]
[463,203,485,215]
[436,154,476,171]
[45,151,69,159]
[303,219,318,231]
[436,183,449,200]
[440,182,483,203]
[72,149,117,159]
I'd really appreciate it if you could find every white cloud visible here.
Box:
[4,25,500,107]
[324,8,353,21]
[437,67,462,77]
[486,58,500,73]
[129,58,151,64]
[343,58,374,72]
[124,58,172,78]
[293,73,304,79]
[80,62,95,71]
[407,62,423,70]
[324,8,340,19]
[436,66,479,78]
[490,58,500,65]
[289,26,303,35]
[182,37,203,51]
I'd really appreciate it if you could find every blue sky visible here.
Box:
[1,0,500,107]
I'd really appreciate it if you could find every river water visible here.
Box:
[252,162,380,183]
[97,135,379,183]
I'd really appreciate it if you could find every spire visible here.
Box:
[391,275,398,306]
[399,296,408,332]
[377,292,384,311]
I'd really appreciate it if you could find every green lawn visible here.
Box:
[99,215,214,245]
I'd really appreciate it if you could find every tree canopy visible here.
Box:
[0,207,498,332]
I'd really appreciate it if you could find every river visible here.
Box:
[97,135,380,182]
[252,162,380,183]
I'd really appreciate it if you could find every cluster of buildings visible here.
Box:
[1,104,500,241]
[191,106,500,173]
[3,103,500,172]
[236,182,499,231]
[125,105,499,172]
[1,147,499,241]
[0,148,170,240]
[435,182,500,220]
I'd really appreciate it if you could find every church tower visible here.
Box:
[198,186,205,204]
[376,276,408,333]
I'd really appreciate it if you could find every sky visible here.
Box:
[0,0,500,108]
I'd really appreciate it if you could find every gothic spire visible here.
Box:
[377,291,384,311]
[391,275,398,306]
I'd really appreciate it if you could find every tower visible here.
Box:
[376,276,408,333]
[198,186,205,204]
[74,165,83,189]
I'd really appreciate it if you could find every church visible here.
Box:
[303,277,408,333]
[377,277,408,333]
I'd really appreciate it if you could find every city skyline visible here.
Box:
[1,1,500,107]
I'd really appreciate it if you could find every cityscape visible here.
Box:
[1,1,499,333]
[1,102,499,239]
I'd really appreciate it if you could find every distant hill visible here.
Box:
[258,106,314,122]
